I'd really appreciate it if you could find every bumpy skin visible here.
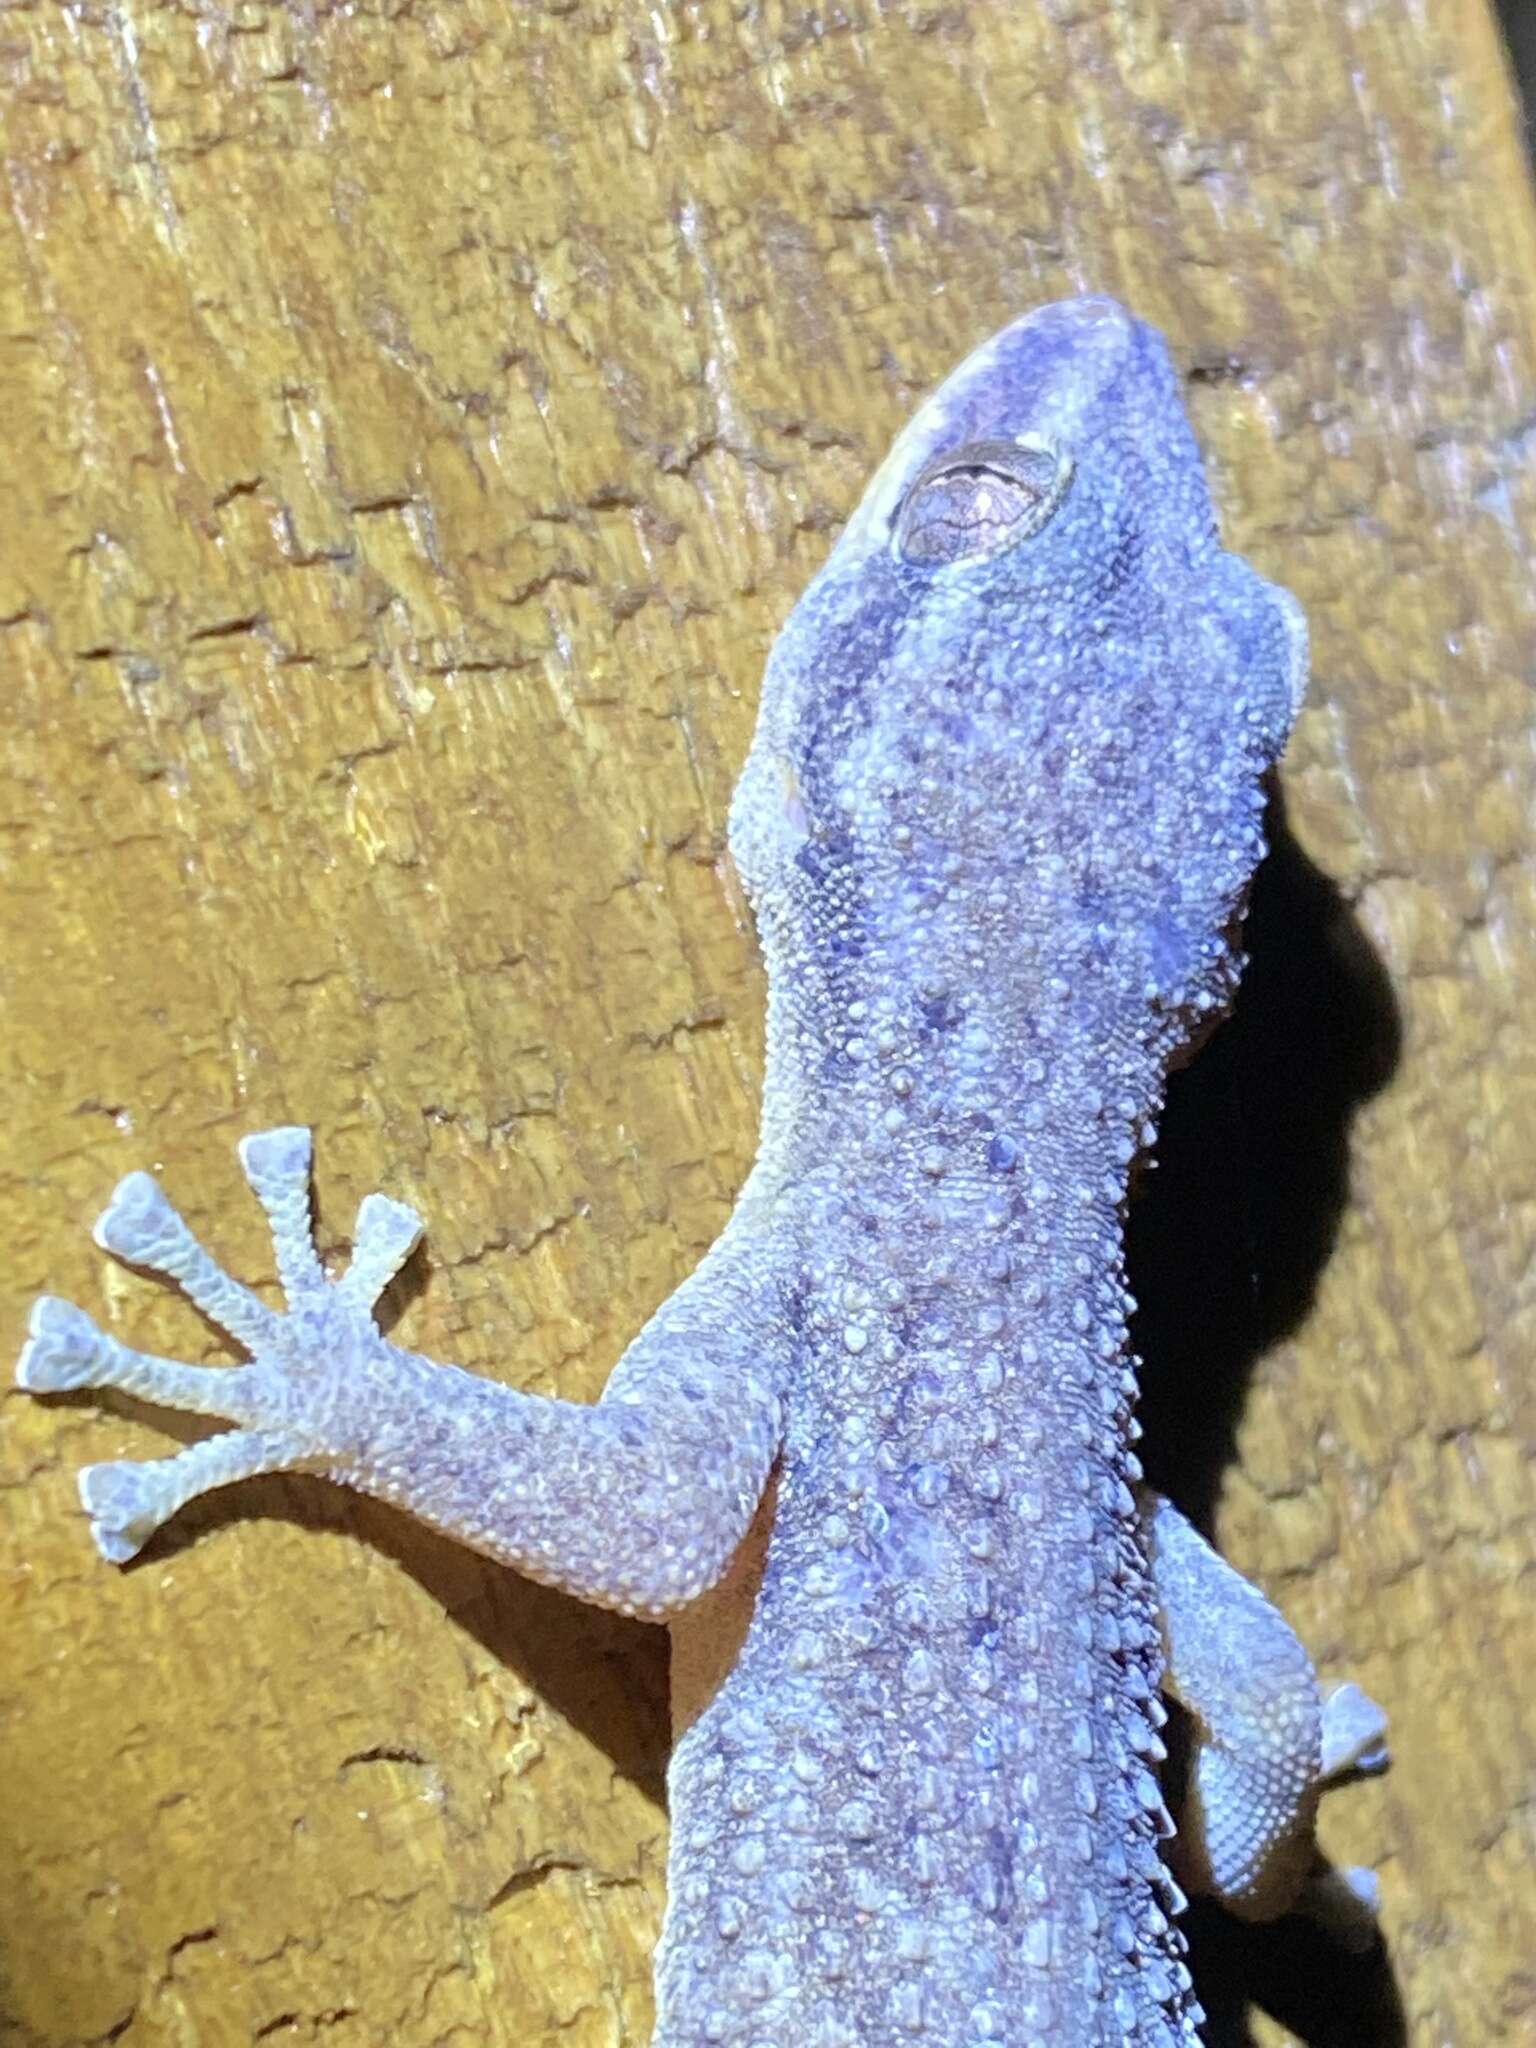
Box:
[17,298,1386,2047]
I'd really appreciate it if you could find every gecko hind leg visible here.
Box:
[1142,1490,1389,1927]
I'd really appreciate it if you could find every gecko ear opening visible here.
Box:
[1215,556,1310,747]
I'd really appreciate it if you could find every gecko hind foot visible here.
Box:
[1320,1681,1390,1783]
[1282,1687,1390,1951]
[16,1128,424,1562]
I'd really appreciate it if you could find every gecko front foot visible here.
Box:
[16,1128,423,1562]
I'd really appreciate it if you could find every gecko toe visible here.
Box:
[16,1297,108,1391]
[338,1192,425,1309]
[237,1126,314,1186]
[93,1171,180,1266]
[78,1459,162,1563]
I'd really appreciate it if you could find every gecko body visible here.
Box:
[18,296,1386,2046]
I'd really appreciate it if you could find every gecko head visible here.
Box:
[730,295,1308,1061]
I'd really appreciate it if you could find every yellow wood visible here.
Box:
[2,3,1533,2040]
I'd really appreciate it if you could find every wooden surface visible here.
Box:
[2,3,1534,2043]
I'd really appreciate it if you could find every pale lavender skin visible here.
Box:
[17,298,1383,2047]
[662,297,1301,2045]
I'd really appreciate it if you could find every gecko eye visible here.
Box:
[893,437,1071,566]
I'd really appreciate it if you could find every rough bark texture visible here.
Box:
[1,4,1533,2044]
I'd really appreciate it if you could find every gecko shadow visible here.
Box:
[1130,788,1405,2047]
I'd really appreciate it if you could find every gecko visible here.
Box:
[17,294,1389,2046]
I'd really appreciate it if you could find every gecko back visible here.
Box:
[658,297,1354,2047]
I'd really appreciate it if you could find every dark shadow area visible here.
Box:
[1184,1899,1408,2048]
[1493,0,1536,164]
[1129,789,1404,2045]
[1131,791,1401,1516]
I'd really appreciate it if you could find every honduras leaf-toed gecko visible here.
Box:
[18,295,1388,2046]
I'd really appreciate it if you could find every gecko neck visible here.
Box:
[753,957,1168,1205]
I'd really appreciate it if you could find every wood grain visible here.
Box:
[2,3,1533,2041]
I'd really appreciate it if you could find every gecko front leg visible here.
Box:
[17,1127,787,1618]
